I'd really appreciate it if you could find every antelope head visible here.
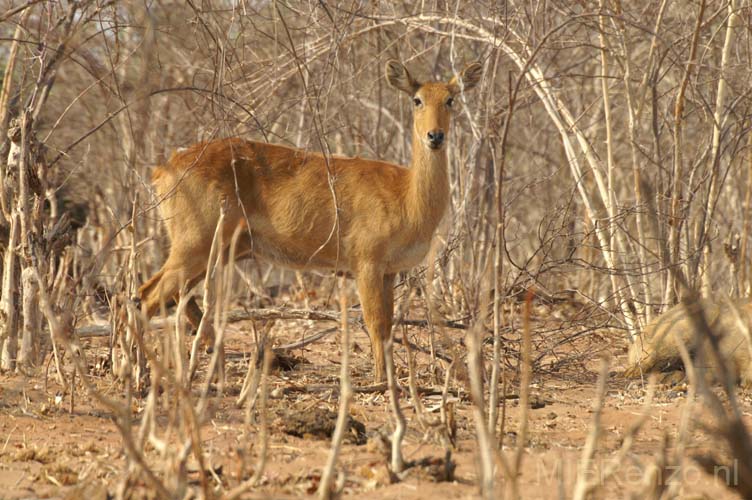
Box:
[386,59,483,151]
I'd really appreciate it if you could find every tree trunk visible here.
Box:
[0,213,19,370]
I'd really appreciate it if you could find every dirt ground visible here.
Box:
[1,297,751,499]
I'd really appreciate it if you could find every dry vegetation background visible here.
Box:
[2,0,752,498]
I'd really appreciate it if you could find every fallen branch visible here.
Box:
[278,382,472,397]
[273,327,338,351]
[74,307,470,338]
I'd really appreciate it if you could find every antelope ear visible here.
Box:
[385,60,421,95]
[448,62,483,94]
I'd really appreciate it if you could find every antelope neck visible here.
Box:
[405,128,450,235]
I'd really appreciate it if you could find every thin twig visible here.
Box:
[318,277,353,499]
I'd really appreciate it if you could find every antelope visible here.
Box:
[625,299,752,387]
[138,60,483,382]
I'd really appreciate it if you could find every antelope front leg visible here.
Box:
[357,265,390,383]
[383,273,396,337]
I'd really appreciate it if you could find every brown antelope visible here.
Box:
[625,299,752,387]
[138,60,483,382]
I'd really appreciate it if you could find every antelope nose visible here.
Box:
[427,130,445,148]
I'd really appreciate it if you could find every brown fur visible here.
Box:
[625,300,752,387]
[138,60,483,382]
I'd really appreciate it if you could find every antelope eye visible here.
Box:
[446,97,454,107]
[413,97,422,107]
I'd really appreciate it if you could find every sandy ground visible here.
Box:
[1,298,751,499]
